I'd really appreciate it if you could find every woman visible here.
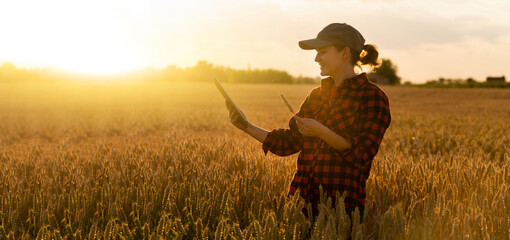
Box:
[225,23,391,222]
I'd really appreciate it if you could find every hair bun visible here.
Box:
[359,44,380,68]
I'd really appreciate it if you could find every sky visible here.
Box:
[0,0,509,83]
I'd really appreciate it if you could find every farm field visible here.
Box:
[0,80,509,239]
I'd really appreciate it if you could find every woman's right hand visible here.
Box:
[225,100,249,131]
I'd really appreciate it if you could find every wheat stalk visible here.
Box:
[1,81,509,239]
[280,94,295,114]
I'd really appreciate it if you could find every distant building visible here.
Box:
[486,76,506,82]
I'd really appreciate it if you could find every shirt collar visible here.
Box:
[320,72,368,90]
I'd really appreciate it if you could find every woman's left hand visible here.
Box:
[293,115,327,138]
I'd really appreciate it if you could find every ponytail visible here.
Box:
[334,44,381,70]
[359,44,380,67]
[350,44,381,70]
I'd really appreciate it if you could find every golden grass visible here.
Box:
[0,81,509,239]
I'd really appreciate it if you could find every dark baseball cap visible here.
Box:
[299,23,365,53]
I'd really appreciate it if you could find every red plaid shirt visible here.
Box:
[262,73,391,209]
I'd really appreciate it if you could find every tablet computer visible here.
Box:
[214,77,248,128]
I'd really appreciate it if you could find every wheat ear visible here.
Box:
[280,94,295,114]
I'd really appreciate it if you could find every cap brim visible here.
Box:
[298,38,333,50]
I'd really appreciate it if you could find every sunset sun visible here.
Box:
[0,0,149,75]
[56,47,141,75]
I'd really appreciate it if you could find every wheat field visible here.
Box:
[0,80,509,239]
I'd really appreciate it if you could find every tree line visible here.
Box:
[404,77,510,88]
[0,61,319,84]
[0,59,405,85]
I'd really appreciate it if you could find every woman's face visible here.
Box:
[315,45,350,77]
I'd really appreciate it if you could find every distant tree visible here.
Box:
[371,58,401,85]
[426,80,438,85]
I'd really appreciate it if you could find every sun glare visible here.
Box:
[0,0,149,76]
[58,54,140,75]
